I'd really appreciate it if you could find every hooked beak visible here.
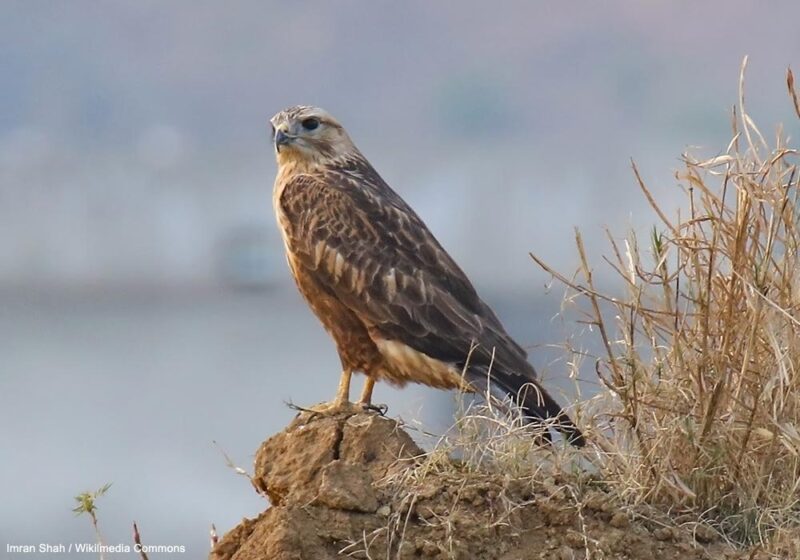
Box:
[275,129,293,151]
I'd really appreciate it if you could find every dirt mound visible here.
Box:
[211,412,752,560]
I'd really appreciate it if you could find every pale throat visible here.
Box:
[275,149,330,177]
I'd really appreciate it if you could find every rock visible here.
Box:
[654,527,676,541]
[211,410,744,560]
[692,524,717,544]
[251,413,341,506]
[610,511,630,528]
[215,411,422,559]
[252,410,421,509]
[317,460,378,513]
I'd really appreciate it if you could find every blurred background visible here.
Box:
[2,1,799,556]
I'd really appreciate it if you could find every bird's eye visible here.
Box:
[301,117,320,131]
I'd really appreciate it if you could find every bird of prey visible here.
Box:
[269,105,584,446]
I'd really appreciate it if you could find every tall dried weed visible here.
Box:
[533,58,800,549]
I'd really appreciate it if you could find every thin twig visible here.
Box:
[133,522,149,560]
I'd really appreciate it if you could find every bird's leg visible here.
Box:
[305,371,385,416]
[332,368,353,407]
[306,369,361,415]
[357,376,388,415]
[356,376,375,406]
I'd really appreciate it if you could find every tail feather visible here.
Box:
[516,380,586,447]
[465,368,586,447]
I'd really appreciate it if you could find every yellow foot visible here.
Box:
[286,400,387,416]
[307,400,368,415]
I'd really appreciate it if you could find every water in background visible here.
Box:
[0,286,582,553]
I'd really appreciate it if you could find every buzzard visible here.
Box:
[270,106,584,446]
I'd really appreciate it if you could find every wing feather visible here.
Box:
[278,170,530,377]
[279,166,585,446]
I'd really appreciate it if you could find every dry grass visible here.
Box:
[361,401,591,560]
[345,60,800,559]
[532,58,800,551]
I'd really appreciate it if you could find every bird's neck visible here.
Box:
[275,152,326,177]
[275,149,370,182]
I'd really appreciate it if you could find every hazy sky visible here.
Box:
[2,1,799,291]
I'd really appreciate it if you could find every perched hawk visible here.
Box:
[270,105,584,446]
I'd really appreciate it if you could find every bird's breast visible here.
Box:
[272,174,296,255]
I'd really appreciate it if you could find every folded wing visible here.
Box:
[278,169,584,446]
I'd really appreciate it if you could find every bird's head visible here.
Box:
[270,106,355,169]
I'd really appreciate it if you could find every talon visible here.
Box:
[361,402,388,416]
[287,372,387,418]
[285,401,315,413]
[303,400,366,416]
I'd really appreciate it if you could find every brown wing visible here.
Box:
[278,170,532,376]
[279,166,585,446]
